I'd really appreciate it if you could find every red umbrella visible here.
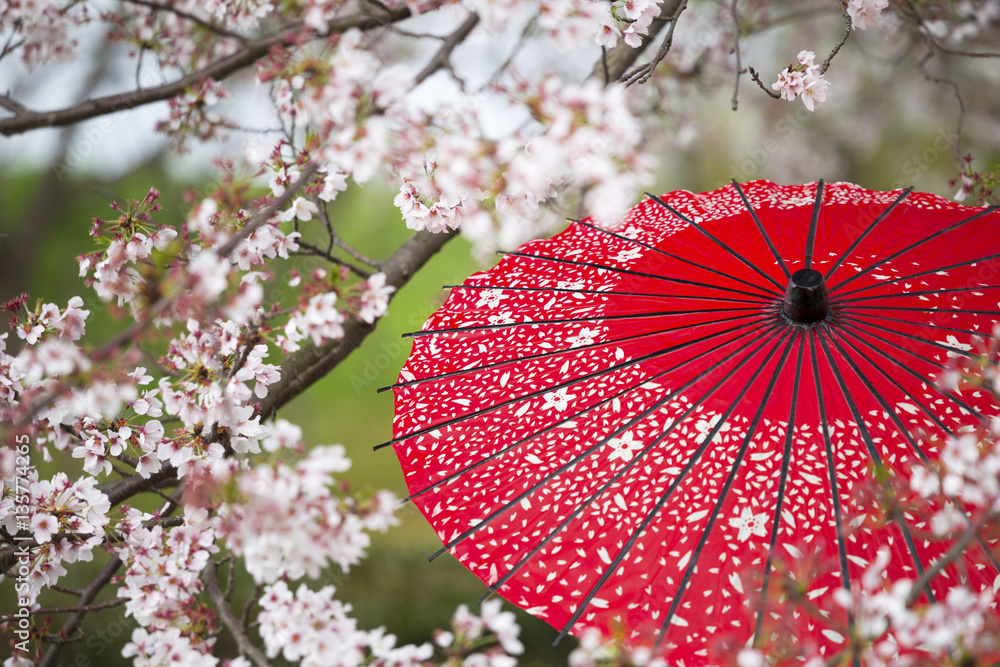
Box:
[381,180,1000,662]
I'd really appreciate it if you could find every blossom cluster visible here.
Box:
[770,50,830,112]
[212,444,398,582]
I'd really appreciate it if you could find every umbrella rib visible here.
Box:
[402,306,762,339]
[838,308,998,338]
[428,322,787,566]
[808,331,854,618]
[445,284,762,306]
[476,324,789,600]
[754,337,804,644]
[654,337,798,649]
[501,250,777,299]
[646,193,786,292]
[833,316,985,421]
[803,179,824,270]
[731,180,792,280]
[823,188,912,281]
[556,330,796,645]
[829,324,1000,578]
[842,286,1000,304]
[832,252,1000,300]
[832,324,960,437]
[834,315,996,371]
[843,304,1000,318]
[572,218,782,295]
[378,312,775,450]
[828,204,1000,295]
[383,315,755,393]
[815,330,936,603]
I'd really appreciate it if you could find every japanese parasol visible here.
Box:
[381,180,1000,661]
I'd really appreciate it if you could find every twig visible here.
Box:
[0,7,411,136]
[316,204,384,270]
[204,561,273,667]
[748,66,781,98]
[730,0,743,111]
[258,227,458,419]
[414,13,480,86]
[216,163,320,258]
[293,241,372,278]
[38,555,123,667]
[750,4,841,33]
[623,0,690,86]
[0,598,125,621]
[124,0,248,42]
[819,7,852,74]
[589,0,683,83]
[904,510,991,607]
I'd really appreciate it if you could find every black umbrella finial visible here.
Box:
[783,269,829,324]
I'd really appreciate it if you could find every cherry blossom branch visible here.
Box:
[204,561,274,667]
[258,227,459,419]
[0,7,412,136]
[729,0,744,111]
[122,0,249,42]
[903,509,994,607]
[591,0,683,83]
[13,165,318,429]
[623,0,689,86]
[0,597,125,621]
[747,66,781,98]
[38,555,123,667]
[819,8,852,75]
[414,12,480,86]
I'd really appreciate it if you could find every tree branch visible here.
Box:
[38,555,123,667]
[0,7,411,136]
[258,228,459,419]
[589,0,683,83]
[414,12,480,86]
[204,561,273,667]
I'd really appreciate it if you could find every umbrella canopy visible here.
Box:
[382,180,1000,662]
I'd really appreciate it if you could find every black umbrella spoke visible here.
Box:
[808,332,854,622]
[823,188,912,282]
[647,193,786,293]
[831,326,954,438]
[842,287,1000,306]
[829,204,1000,294]
[731,180,792,280]
[572,218,780,296]
[754,337,805,645]
[403,306,762,339]
[827,326,1000,578]
[840,308,997,339]
[833,252,1000,300]
[653,336,798,648]
[445,283,763,307]
[377,312,774,450]
[556,331,796,644]
[824,329,939,461]
[477,326,792,602]
[815,330,936,603]
[803,180,824,271]
[385,314,765,393]
[836,315,995,368]
[833,317,985,422]
[499,251,778,300]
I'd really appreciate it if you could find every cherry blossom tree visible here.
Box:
[1,0,999,665]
